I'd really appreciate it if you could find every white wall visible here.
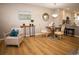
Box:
[0,3,65,37]
[62,9,75,24]
[0,5,4,38]
[0,3,53,35]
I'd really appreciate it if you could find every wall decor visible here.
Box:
[18,10,32,20]
[42,13,49,21]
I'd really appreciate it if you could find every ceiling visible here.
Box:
[31,3,79,9]
[30,3,79,13]
[0,3,79,12]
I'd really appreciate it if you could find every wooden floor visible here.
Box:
[0,36,79,55]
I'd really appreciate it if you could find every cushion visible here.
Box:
[6,36,18,39]
[9,29,19,37]
[55,31,64,35]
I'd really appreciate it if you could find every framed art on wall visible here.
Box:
[18,14,31,20]
[17,10,32,20]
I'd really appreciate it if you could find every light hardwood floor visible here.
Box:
[0,36,79,55]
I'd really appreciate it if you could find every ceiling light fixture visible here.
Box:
[52,3,59,18]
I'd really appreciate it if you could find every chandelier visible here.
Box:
[52,3,59,18]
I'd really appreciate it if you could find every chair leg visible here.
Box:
[17,44,19,47]
[59,35,64,39]
[60,35,62,39]
[41,34,44,37]
[46,33,48,38]
[57,35,62,40]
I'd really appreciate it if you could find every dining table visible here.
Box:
[46,26,61,38]
[46,26,55,38]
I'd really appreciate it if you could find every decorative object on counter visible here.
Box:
[66,16,70,24]
[30,19,34,26]
[31,19,34,22]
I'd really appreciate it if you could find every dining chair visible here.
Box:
[54,24,65,39]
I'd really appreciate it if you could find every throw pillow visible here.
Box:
[9,29,19,37]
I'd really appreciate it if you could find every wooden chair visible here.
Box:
[54,24,65,39]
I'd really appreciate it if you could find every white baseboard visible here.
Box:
[0,39,4,40]
[74,35,79,38]
[25,33,42,37]
[35,33,42,36]
[26,35,30,37]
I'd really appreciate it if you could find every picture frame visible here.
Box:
[17,10,32,20]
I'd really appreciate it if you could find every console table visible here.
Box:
[20,24,35,37]
[46,26,55,37]
[65,28,75,36]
